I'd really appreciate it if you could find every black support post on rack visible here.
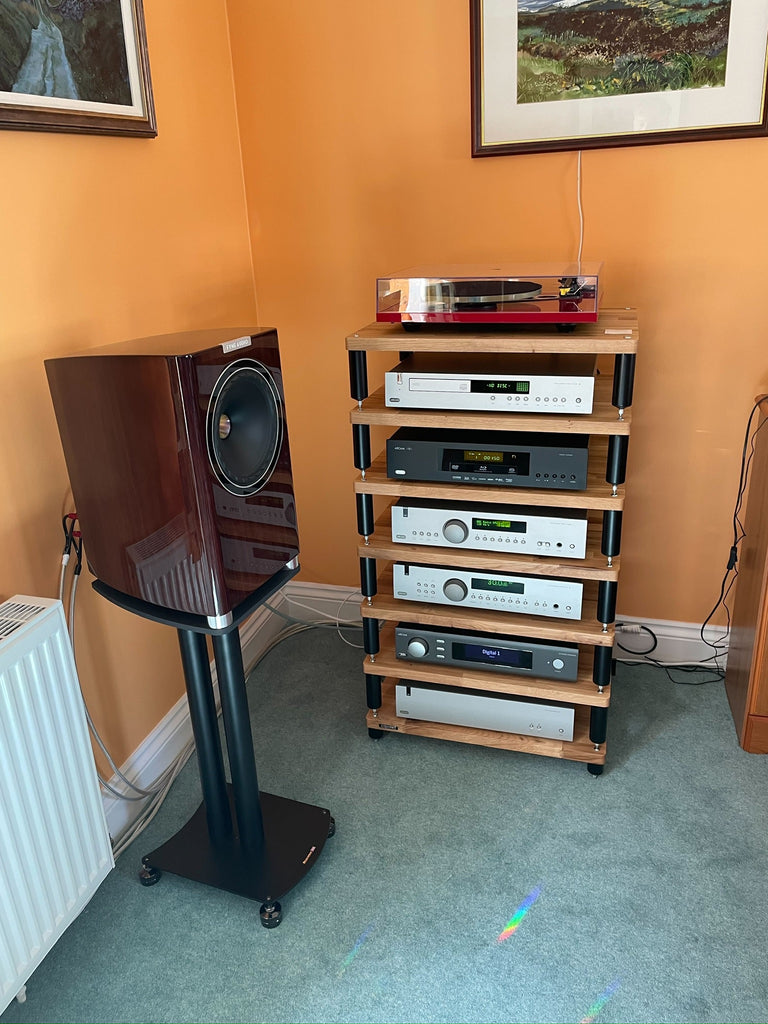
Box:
[348,350,368,403]
[612,353,636,414]
[592,646,613,691]
[601,510,623,564]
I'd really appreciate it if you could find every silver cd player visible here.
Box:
[391,498,588,558]
[393,563,583,619]
[394,681,575,741]
[386,428,589,490]
[395,622,579,680]
[385,353,596,414]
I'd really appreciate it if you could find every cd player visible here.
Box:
[385,353,596,414]
[386,428,589,490]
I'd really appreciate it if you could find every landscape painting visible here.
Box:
[471,0,768,154]
[517,0,732,104]
[0,0,155,135]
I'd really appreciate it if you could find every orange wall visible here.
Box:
[228,0,768,626]
[0,1,256,768]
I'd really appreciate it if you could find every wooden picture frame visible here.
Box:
[471,0,768,156]
[0,0,156,138]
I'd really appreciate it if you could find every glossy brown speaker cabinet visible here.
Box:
[46,327,299,627]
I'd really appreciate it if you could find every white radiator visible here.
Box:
[0,595,114,1012]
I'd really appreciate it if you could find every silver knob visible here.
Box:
[443,578,468,602]
[442,519,469,544]
[407,638,429,658]
[552,658,565,671]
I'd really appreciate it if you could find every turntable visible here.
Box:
[376,262,602,328]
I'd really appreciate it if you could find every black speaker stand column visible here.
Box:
[93,569,334,929]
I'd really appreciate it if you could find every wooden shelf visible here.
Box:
[361,508,619,581]
[351,373,630,436]
[346,308,638,355]
[355,440,625,512]
[366,680,606,765]
[365,626,609,706]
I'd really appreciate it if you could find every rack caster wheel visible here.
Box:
[260,900,282,928]
[328,816,336,838]
[139,857,162,886]
[368,728,384,740]
[587,763,604,776]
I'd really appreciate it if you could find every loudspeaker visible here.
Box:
[45,326,299,627]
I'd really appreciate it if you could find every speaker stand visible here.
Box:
[93,572,334,928]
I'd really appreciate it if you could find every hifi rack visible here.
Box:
[346,309,638,773]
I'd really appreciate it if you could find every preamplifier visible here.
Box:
[386,428,589,490]
[391,498,588,558]
[385,353,596,414]
[394,681,575,741]
[395,622,579,680]
[393,562,583,619]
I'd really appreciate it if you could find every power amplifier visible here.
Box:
[391,498,588,558]
[394,681,575,741]
[393,562,583,619]
[386,428,589,490]
[395,622,579,681]
[385,353,596,414]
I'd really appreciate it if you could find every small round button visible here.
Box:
[552,658,565,671]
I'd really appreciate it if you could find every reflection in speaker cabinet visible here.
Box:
[45,327,299,626]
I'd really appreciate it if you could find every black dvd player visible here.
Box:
[386,428,589,490]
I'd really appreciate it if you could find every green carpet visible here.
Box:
[2,624,767,1024]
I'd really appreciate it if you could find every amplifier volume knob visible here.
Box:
[406,638,429,658]
[442,519,469,544]
[443,578,468,602]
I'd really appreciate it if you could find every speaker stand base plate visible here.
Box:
[142,786,333,906]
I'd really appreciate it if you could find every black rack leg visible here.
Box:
[601,510,623,565]
[357,493,374,539]
[360,556,377,601]
[588,706,608,776]
[352,423,371,475]
[592,646,613,691]
[597,580,617,631]
[363,616,380,658]
[366,673,384,739]
[606,435,629,496]
[348,350,368,403]
[612,353,636,415]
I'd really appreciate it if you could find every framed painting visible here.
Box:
[471,0,768,155]
[0,0,156,137]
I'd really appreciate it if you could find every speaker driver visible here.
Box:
[207,359,283,497]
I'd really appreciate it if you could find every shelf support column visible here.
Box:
[592,646,613,693]
[612,353,636,419]
[360,556,377,605]
[597,580,617,631]
[606,435,629,497]
[600,510,623,567]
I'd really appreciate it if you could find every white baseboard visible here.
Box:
[103,582,725,841]
[614,613,727,667]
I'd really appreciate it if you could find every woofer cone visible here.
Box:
[206,359,283,496]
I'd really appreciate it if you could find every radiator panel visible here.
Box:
[0,596,113,1012]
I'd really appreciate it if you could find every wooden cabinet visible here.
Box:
[346,309,639,773]
[725,396,768,754]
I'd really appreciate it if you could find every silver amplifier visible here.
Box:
[393,563,583,619]
[385,353,596,414]
[394,681,575,741]
[391,498,588,558]
[394,622,579,681]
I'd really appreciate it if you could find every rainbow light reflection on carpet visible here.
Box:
[339,923,376,975]
[496,885,541,942]
[580,978,621,1022]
